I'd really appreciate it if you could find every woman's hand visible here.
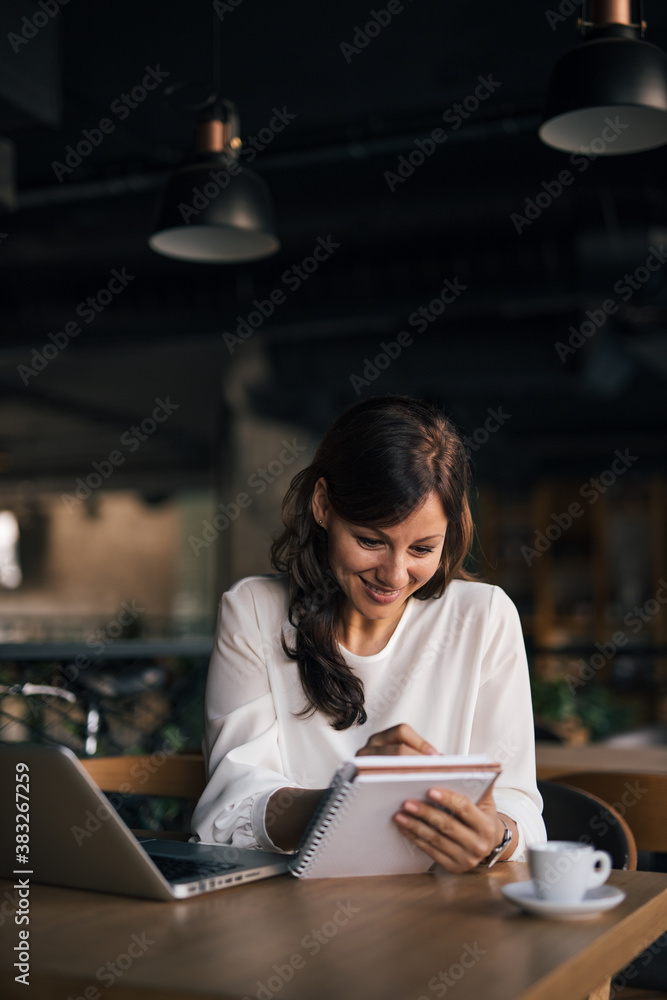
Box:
[356,722,439,757]
[393,785,517,873]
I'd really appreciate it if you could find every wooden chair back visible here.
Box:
[551,772,667,854]
[538,779,637,870]
[81,753,207,800]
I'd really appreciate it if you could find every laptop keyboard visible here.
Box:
[150,855,241,883]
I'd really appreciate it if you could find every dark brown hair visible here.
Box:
[270,395,475,730]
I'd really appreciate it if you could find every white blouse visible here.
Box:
[191,574,546,860]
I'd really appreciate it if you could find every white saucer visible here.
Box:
[501,881,626,920]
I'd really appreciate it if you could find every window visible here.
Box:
[0,511,22,589]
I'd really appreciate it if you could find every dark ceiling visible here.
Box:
[1,0,667,492]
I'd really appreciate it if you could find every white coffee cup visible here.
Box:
[528,841,612,903]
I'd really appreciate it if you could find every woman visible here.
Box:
[192,396,545,872]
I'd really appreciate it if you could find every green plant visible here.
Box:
[530,677,635,741]
[531,677,577,722]
[575,684,635,740]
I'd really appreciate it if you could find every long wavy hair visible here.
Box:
[270,395,475,731]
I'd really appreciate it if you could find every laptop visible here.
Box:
[0,743,290,900]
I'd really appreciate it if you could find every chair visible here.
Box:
[550,772,667,996]
[550,772,667,854]
[81,753,207,798]
[81,753,207,841]
[538,779,637,870]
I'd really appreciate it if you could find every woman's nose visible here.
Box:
[376,552,410,589]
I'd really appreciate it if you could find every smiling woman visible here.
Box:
[191,396,546,872]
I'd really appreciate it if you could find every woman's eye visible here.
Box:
[413,546,434,556]
[356,536,381,547]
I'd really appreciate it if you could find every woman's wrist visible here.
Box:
[496,814,518,862]
[264,787,326,852]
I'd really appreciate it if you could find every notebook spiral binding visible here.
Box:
[290,768,357,877]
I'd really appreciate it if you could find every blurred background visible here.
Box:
[0,0,666,809]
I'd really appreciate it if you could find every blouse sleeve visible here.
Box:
[469,586,546,860]
[190,582,302,853]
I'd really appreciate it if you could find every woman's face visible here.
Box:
[312,481,448,625]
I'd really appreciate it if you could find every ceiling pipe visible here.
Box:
[16,111,540,210]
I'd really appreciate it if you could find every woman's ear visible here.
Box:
[311,477,330,528]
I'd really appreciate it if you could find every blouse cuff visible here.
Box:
[494,793,546,863]
[507,815,526,862]
[251,788,296,855]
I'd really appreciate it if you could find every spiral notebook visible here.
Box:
[288,754,501,878]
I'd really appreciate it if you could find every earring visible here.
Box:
[318,519,323,525]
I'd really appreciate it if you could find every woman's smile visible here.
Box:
[359,577,405,604]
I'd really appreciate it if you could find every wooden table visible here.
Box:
[536,743,667,779]
[2,864,667,1000]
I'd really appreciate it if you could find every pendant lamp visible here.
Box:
[148,7,280,263]
[540,0,667,155]
[148,105,280,263]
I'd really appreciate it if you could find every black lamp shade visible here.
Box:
[149,157,280,263]
[540,35,667,154]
